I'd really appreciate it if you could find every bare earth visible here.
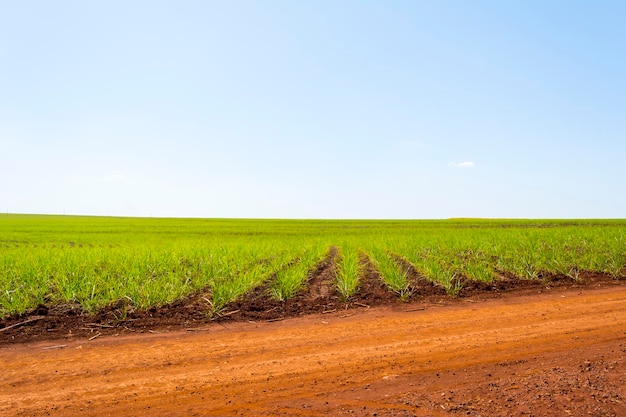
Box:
[1,284,625,417]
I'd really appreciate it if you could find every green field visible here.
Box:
[1,214,625,319]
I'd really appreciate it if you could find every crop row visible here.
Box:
[1,216,625,319]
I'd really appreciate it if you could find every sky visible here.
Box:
[1,1,624,219]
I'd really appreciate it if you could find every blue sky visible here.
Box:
[1,1,624,219]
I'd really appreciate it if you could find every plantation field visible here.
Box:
[1,214,625,322]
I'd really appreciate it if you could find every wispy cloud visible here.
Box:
[448,161,475,168]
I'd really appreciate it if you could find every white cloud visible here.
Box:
[448,161,475,168]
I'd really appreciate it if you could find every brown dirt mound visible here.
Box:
[389,255,449,298]
[355,253,400,305]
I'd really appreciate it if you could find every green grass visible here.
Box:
[368,247,411,299]
[269,243,327,302]
[1,214,625,318]
[336,244,361,300]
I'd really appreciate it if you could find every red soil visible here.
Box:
[1,283,625,416]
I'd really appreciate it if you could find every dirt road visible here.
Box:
[1,284,625,416]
